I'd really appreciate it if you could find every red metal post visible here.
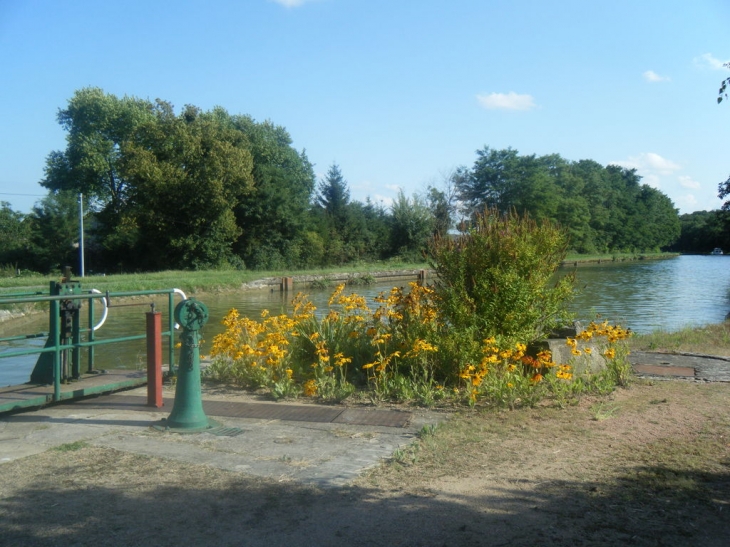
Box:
[146,309,163,407]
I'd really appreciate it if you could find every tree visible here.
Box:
[25,191,80,273]
[119,103,254,269]
[718,62,730,104]
[427,170,459,237]
[228,115,316,269]
[316,163,351,230]
[719,175,730,211]
[453,147,680,253]
[455,147,522,216]
[39,88,316,271]
[716,63,730,212]
[0,202,32,269]
[671,210,730,253]
[41,87,155,215]
[389,190,434,259]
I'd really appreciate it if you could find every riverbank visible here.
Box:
[560,251,678,266]
[0,262,428,295]
[0,252,681,294]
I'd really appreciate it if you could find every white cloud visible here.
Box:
[643,152,681,174]
[693,53,729,70]
[676,194,699,210]
[643,70,670,82]
[373,194,394,207]
[612,152,681,175]
[384,183,402,192]
[642,174,661,188]
[476,92,536,111]
[678,175,701,190]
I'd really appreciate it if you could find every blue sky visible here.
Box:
[1,0,728,215]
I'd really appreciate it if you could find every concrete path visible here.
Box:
[0,386,446,487]
[631,351,730,382]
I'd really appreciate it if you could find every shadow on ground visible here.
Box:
[1,447,729,547]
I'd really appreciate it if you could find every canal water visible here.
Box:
[1,255,729,386]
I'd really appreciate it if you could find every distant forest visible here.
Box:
[0,88,727,274]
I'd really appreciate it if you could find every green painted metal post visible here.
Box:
[159,299,213,431]
[168,292,176,375]
[51,300,61,402]
[71,303,81,379]
[87,298,95,373]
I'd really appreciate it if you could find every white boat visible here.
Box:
[711,248,724,255]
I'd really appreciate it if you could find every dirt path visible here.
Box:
[1,379,729,546]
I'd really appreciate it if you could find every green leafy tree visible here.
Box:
[0,202,32,269]
[389,190,434,259]
[456,147,523,216]
[671,210,730,253]
[455,147,680,253]
[26,191,80,273]
[228,115,316,269]
[119,103,254,270]
[718,62,730,104]
[39,88,317,271]
[719,175,730,211]
[427,171,459,237]
[41,87,155,215]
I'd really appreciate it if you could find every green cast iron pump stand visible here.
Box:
[157,298,217,432]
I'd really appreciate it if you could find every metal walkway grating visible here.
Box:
[69,394,412,428]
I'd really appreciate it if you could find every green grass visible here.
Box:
[563,252,678,263]
[53,441,90,452]
[630,321,730,357]
[0,260,428,295]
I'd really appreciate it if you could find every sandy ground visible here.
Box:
[1,379,729,546]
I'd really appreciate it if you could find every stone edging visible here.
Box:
[240,269,432,291]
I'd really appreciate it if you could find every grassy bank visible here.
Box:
[0,261,428,294]
[562,251,678,264]
[630,321,730,357]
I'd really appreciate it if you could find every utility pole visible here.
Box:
[78,193,85,277]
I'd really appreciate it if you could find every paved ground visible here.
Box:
[0,385,446,487]
[630,351,730,382]
[1,351,727,491]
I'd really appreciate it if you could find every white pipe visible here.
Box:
[89,289,108,331]
[172,288,187,329]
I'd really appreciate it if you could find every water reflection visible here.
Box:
[567,256,730,332]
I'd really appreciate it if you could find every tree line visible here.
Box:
[0,87,707,275]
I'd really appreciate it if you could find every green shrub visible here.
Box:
[428,208,575,344]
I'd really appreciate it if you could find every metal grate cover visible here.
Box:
[70,394,411,428]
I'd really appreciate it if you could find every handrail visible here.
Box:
[0,287,186,402]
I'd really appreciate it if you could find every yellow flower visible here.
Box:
[303,379,317,397]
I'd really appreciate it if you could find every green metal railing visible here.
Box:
[0,289,182,402]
